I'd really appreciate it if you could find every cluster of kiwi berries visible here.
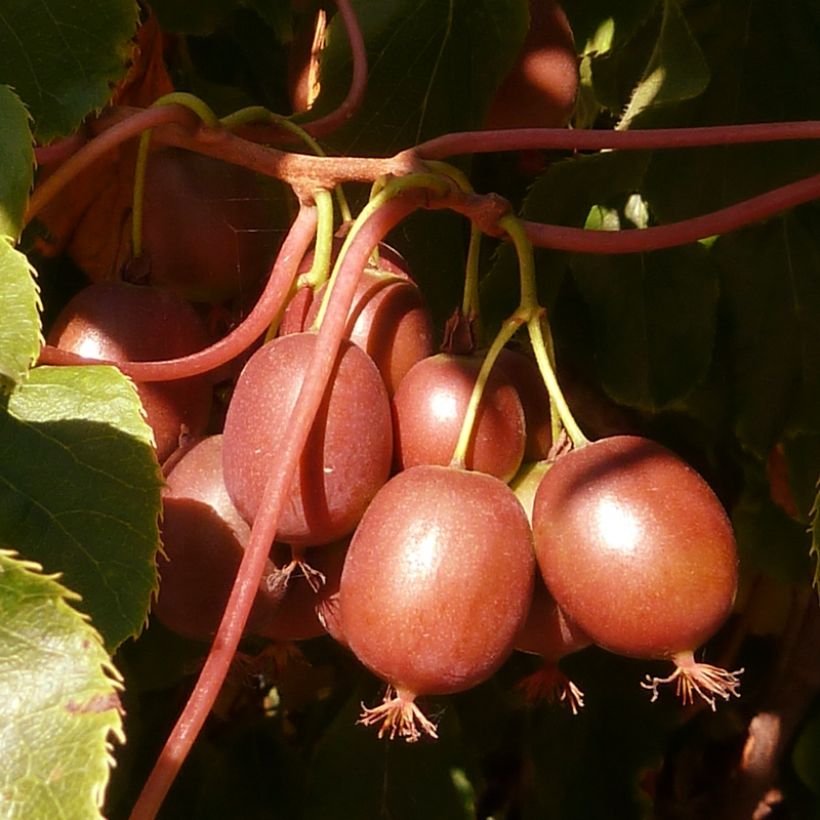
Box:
[44,0,741,743]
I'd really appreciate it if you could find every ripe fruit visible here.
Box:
[391,353,526,482]
[511,460,589,711]
[258,540,349,643]
[47,281,213,462]
[154,436,283,641]
[222,332,393,545]
[281,243,433,394]
[515,577,590,712]
[532,435,741,708]
[339,464,535,740]
[497,348,552,461]
[484,0,578,130]
[137,147,279,303]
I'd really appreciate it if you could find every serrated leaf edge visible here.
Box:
[0,547,126,810]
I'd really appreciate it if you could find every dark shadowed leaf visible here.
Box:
[313,0,529,155]
[304,688,476,820]
[712,206,820,456]
[0,0,139,142]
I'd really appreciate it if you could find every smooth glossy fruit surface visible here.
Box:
[303,270,434,396]
[484,0,578,130]
[222,332,393,545]
[340,464,535,698]
[498,348,552,460]
[391,353,526,482]
[532,435,738,660]
[47,281,213,461]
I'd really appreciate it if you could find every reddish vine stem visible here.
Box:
[30,0,366,167]
[38,206,319,381]
[521,172,820,254]
[303,0,367,136]
[413,121,820,159]
[128,191,427,820]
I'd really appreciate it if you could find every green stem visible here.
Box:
[499,213,588,450]
[131,93,220,259]
[221,106,353,222]
[528,318,588,448]
[312,172,451,329]
[450,316,523,468]
[265,188,335,341]
[424,160,483,333]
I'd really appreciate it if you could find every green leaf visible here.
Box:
[570,242,718,410]
[643,0,820,223]
[482,151,651,333]
[0,241,41,391]
[733,458,813,586]
[712,207,820,456]
[0,0,140,142]
[147,0,238,35]
[314,0,529,155]
[0,549,123,820]
[0,85,34,241]
[304,690,476,820]
[0,365,162,650]
[618,0,709,129]
[563,0,659,58]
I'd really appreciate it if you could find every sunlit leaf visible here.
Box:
[618,0,709,129]
[0,549,123,820]
[0,241,40,391]
[0,85,34,242]
[0,365,162,649]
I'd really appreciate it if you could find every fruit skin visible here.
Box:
[47,281,213,462]
[484,0,578,130]
[154,436,283,641]
[391,353,526,482]
[532,435,738,660]
[222,332,393,545]
[339,464,535,697]
[302,271,434,396]
[497,348,552,461]
[280,243,432,395]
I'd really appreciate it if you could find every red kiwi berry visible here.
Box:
[484,0,578,130]
[532,435,742,709]
[154,436,283,641]
[339,464,535,741]
[222,332,393,545]
[136,147,279,303]
[47,281,213,462]
[391,353,526,482]
[511,460,590,712]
